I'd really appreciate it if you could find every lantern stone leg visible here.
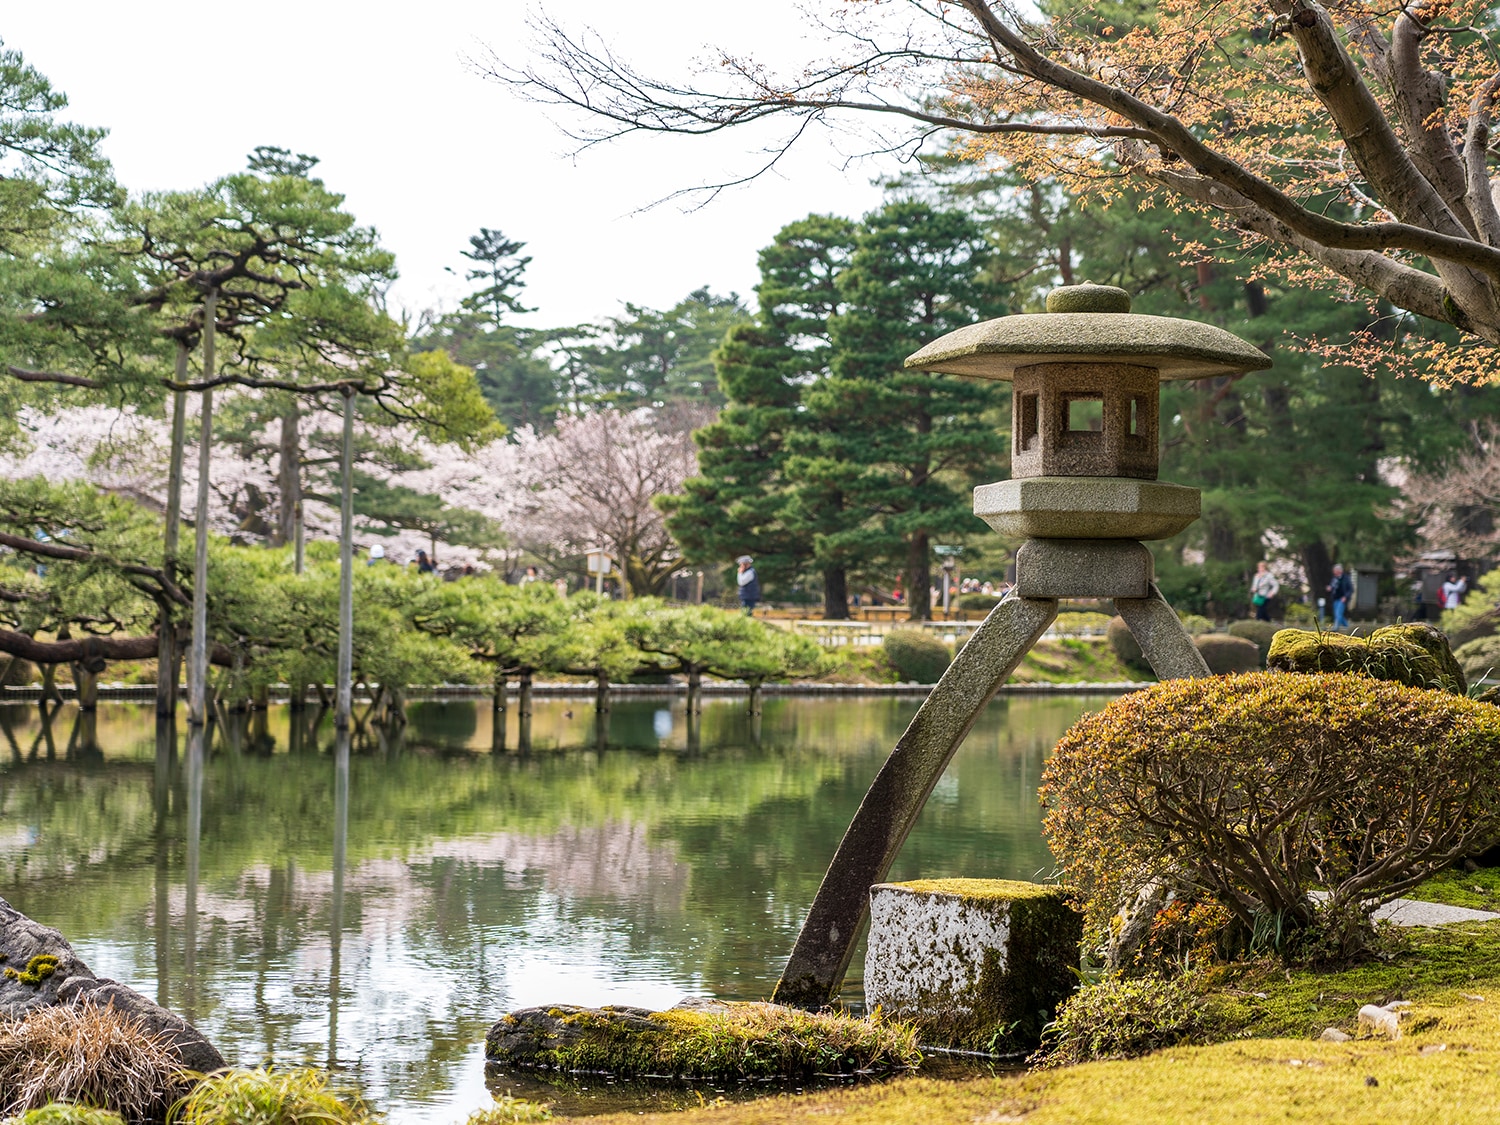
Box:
[1115,584,1211,679]
[772,594,1058,1009]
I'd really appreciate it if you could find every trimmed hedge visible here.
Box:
[1225,620,1279,665]
[883,630,952,684]
[1193,634,1261,675]
[1042,673,1500,960]
[1106,616,1147,671]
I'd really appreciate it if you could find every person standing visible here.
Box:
[1441,571,1467,611]
[1249,561,1280,622]
[736,555,760,615]
[1327,564,1352,628]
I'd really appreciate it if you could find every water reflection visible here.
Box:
[0,693,1112,1123]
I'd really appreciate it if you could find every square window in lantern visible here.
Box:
[1066,395,1103,432]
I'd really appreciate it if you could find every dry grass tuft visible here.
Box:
[0,1001,190,1125]
[2,1105,128,1125]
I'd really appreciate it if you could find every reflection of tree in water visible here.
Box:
[0,694,1110,1116]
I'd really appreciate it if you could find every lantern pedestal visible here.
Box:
[974,477,1200,540]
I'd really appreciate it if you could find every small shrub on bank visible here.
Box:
[167,1069,376,1125]
[1455,633,1500,686]
[883,630,951,684]
[0,1002,188,1125]
[1105,616,1147,672]
[956,593,1001,612]
[1041,673,1500,962]
[1225,620,1279,664]
[1192,634,1261,674]
[461,1096,552,1124]
[1177,614,1213,636]
[1283,602,1317,626]
[1052,611,1113,637]
[1031,973,1205,1068]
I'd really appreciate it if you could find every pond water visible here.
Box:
[0,693,1113,1122]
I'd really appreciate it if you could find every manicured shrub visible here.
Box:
[1225,620,1279,665]
[0,1002,188,1125]
[1192,633,1261,674]
[1267,622,1465,693]
[1283,602,1317,626]
[1106,616,1147,671]
[1177,613,1213,636]
[1030,973,1205,1068]
[1455,634,1500,686]
[1041,673,1500,960]
[956,593,1002,612]
[882,630,951,684]
[167,1069,375,1125]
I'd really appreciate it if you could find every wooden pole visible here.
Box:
[158,344,189,717]
[187,292,217,728]
[335,389,356,731]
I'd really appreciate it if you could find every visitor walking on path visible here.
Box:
[1250,561,1280,622]
[1327,564,1353,628]
[736,555,760,615]
[1441,571,1468,611]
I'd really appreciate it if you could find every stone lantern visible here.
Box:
[773,282,1273,1012]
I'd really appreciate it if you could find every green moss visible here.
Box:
[1267,623,1466,693]
[892,878,1064,903]
[489,1004,920,1080]
[3,954,60,986]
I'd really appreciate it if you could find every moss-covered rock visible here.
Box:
[1192,634,1260,674]
[863,879,1082,1053]
[484,999,919,1079]
[1267,623,1465,693]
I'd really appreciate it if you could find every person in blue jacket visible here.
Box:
[1327,563,1353,628]
[736,555,760,615]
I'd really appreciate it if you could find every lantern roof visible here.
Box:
[905,283,1273,381]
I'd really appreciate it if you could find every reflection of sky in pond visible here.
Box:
[0,694,1113,1122]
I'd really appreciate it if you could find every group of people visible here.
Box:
[1251,561,1469,628]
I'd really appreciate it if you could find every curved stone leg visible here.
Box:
[773,595,1059,1009]
[1114,583,1210,679]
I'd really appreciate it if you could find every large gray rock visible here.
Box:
[0,897,224,1074]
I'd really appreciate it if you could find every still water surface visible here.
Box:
[0,694,1112,1122]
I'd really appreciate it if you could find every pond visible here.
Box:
[0,693,1114,1122]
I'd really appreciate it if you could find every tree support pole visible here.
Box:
[335,389,356,732]
[158,344,189,718]
[187,292,217,729]
[773,594,1060,1008]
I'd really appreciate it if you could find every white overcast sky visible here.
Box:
[6,2,901,328]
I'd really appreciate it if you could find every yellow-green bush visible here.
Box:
[1030,973,1205,1068]
[167,1069,375,1125]
[1105,616,1148,672]
[882,630,951,684]
[1041,673,1500,960]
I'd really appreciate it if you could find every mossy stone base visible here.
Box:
[863,879,1082,1053]
[1267,623,1465,693]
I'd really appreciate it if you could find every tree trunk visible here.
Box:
[75,666,99,712]
[905,530,932,622]
[188,292,217,728]
[686,666,702,715]
[158,345,189,718]
[747,681,762,717]
[276,401,301,549]
[518,670,533,719]
[822,567,849,620]
[335,390,356,732]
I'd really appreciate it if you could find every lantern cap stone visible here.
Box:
[905,285,1272,381]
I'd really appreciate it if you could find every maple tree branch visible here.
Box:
[1464,74,1500,248]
